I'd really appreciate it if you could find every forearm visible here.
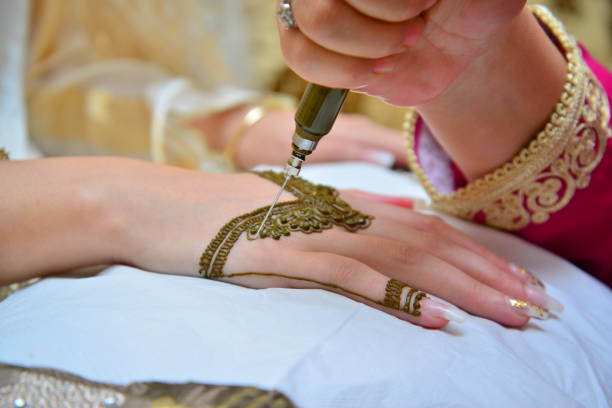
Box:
[0,158,128,283]
[416,7,567,181]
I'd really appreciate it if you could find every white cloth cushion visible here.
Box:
[1,163,611,407]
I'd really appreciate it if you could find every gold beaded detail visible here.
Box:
[404,5,611,230]
[199,171,373,279]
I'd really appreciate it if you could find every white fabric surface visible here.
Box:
[1,163,611,407]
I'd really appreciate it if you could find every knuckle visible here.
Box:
[422,215,448,232]
[391,242,426,267]
[422,234,445,253]
[463,278,490,309]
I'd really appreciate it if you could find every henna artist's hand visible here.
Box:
[105,160,562,329]
[278,0,527,105]
[277,1,568,180]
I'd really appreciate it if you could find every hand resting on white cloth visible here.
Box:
[1,163,611,407]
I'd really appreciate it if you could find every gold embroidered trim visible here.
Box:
[404,5,611,230]
[0,363,296,407]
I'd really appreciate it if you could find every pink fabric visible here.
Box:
[415,46,612,285]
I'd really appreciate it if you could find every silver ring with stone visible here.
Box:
[277,0,298,29]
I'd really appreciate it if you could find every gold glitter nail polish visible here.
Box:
[505,297,549,320]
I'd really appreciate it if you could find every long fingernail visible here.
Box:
[373,57,395,74]
[509,263,545,289]
[362,149,395,167]
[505,297,549,320]
[421,299,468,323]
[525,286,564,314]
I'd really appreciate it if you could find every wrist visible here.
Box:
[68,158,135,268]
[0,158,133,282]
[416,7,567,180]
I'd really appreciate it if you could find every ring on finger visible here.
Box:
[277,0,298,29]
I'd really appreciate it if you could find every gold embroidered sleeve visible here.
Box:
[404,5,611,231]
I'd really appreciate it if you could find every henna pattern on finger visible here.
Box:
[198,171,429,318]
[383,279,427,316]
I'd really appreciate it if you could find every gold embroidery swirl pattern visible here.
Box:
[199,171,373,279]
[404,5,611,230]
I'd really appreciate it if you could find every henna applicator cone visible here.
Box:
[257,84,349,235]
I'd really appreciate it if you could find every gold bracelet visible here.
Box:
[404,5,611,231]
[223,94,296,166]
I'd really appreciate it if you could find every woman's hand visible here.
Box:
[1,158,561,329]
[278,0,526,106]
[235,110,406,170]
[103,159,561,329]
[277,1,568,179]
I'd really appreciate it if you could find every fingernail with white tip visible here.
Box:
[525,286,564,314]
[509,263,546,289]
[421,299,468,323]
[505,297,549,320]
[362,150,395,167]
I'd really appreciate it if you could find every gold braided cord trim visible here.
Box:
[404,5,611,231]
[199,171,373,278]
